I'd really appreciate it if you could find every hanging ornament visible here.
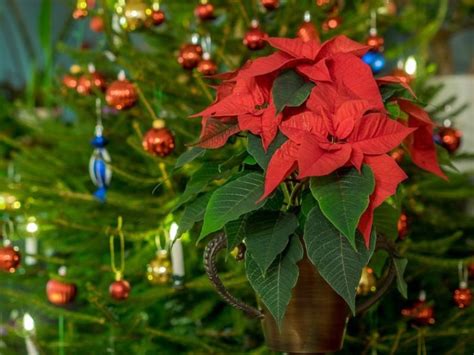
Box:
[362,11,385,74]
[150,1,165,26]
[89,15,105,32]
[402,291,435,326]
[89,99,112,202]
[76,64,106,95]
[73,0,89,19]
[397,212,409,240]
[178,34,203,70]
[106,71,137,110]
[315,0,336,8]
[109,217,131,301]
[437,126,462,154]
[390,147,405,163]
[142,120,176,157]
[195,0,215,21]
[244,20,267,51]
[116,0,152,32]
[46,267,77,305]
[377,0,397,16]
[260,0,279,11]
[62,74,78,90]
[357,267,377,296]
[197,35,218,75]
[146,235,172,285]
[169,222,185,288]
[297,11,319,43]
[0,220,21,273]
[322,13,342,32]
[453,263,472,309]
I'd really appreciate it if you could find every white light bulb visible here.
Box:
[169,223,179,241]
[26,222,38,234]
[404,56,417,75]
[23,313,35,332]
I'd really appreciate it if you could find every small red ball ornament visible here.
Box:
[315,0,335,8]
[438,127,462,154]
[0,246,21,273]
[178,43,203,70]
[62,74,79,90]
[46,279,77,305]
[197,58,218,75]
[402,301,435,326]
[195,1,215,21]
[142,121,176,157]
[397,212,408,240]
[366,34,384,51]
[390,147,405,163]
[243,20,267,51]
[469,263,474,279]
[109,279,131,300]
[453,285,472,309]
[106,71,137,110]
[89,16,104,32]
[322,15,342,32]
[297,12,319,43]
[151,9,166,26]
[73,8,88,19]
[76,66,106,95]
[260,0,279,10]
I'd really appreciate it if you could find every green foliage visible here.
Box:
[310,165,375,249]
[272,70,315,114]
[246,236,303,328]
[177,192,211,237]
[247,132,287,170]
[393,258,408,298]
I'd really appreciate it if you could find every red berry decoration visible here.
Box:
[243,20,267,51]
[260,0,279,10]
[46,279,77,305]
[178,43,203,70]
[402,292,435,326]
[453,285,472,309]
[397,212,408,240]
[366,34,384,51]
[0,246,21,273]
[390,147,405,163]
[109,279,131,300]
[195,1,215,21]
[297,12,318,43]
[438,127,462,154]
[89,15,104,32]
[142,120,176,157]
[106,71,137,110]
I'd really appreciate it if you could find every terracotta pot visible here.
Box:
[204,233,397,354]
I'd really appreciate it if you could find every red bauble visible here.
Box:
[397,212,408,240]
[109,279,131,300]
[0,246,21,273]
[391,68,413,85]
[438,127,462,154]
[390,147,405,163]
[73,8,88,19]
[453,286,472,309]
[322,15,342,32]
[178,44,203,70]
[297,22,319,43]
[151,9,166,26]
[243,22,267,51]
[366,34,384,51]
[105,74,137,110]
[46,279,77,305]
[89,16,104,32]
[62,74,79,90]
[315,0,335,7]
[197,58,218,75]
[402,300,435,326]
[195,1,215,21]
[76,72,106,95]
[260,0,279,10]
[143,123,175,157]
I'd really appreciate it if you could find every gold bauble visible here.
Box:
[357,267,377,296]
[119,0,152,31]
[0,193,21,211]
[146,250,172,285]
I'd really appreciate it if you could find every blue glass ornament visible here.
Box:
[362,50,386,74]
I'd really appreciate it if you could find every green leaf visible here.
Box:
[374,202,400,240]
[198,173,265,242]
[245,211,298,275]
[174,164,219,211]
[246,236,303,328]
[393,258,408,299]
[262,189,284,211]
[243,155,257,166]
[436,145,459,172]
[247,132,287,170]
[386,102,402,119]
[174,147,206,170]
[304,205,375,314]
[177,193,212,237]
[301,191,316,217]
[272,70,315,114]
[224,216,248,253]
[310,165,375,249]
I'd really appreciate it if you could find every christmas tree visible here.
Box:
[0,0,473,354]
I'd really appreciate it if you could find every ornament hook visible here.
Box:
[109,216,126,280]
[1,218,14,245]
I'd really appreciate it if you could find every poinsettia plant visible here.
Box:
[175,35,448,326]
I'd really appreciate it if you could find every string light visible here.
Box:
[26,217,39,234]
[404,56,417,75]
[169,222,179,241]
[23,313,35,332]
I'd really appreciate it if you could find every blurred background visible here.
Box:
[0,0,473,354]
